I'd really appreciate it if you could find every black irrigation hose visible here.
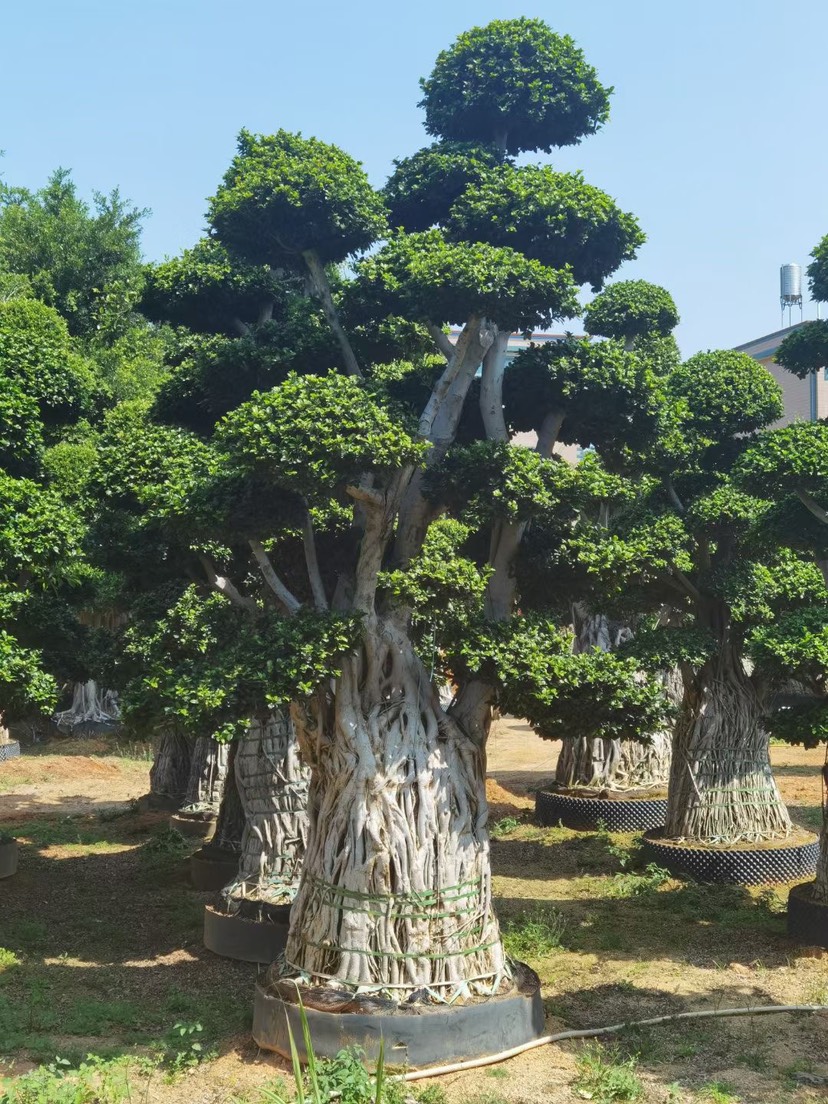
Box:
[400,1003,828,1081]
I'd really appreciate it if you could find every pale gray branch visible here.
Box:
[302,504,329,611]
[198,553,257,612]
[249,540,301,615]
[796,487,828,526]
[302,249,362,378]
[427,323,455,362]
[346,483,385,509]
[480,330,510,442]
[536,410,564,457]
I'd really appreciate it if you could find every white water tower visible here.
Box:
[780,263,803,326]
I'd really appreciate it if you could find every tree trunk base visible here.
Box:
[535,787,668,832]
[190,846,240,891]
[169,810,217,842]
[0,740,20,763]
[642,828,819,886]
[252,961,543,1068]
[203,902,290,963]
[0,837,18,879]
[787,881,828,948]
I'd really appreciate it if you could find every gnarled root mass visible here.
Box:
[182,735,228,814]
[283,621,507,1003]
[222,712,309,913]
[665,649,791,845]
[556,731,671,791]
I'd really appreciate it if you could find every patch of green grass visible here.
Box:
[0,1052,157,1103]
[490,816,520,838]
[6,819,105,848]
[501,905,567,960]
[605,863,671,899]
[696,1082,740,1104]
[574,1044,643,1102]
[0,949,21,969]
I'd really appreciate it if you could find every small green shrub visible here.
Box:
[491,816,520,838]
[0,948,21,968]
[142,827,190,859]
[696,1083,739,1104]
[502,906,567,959]
[160,1021,215,1074]
[574,1044,643,1102]
[0,1054,155,1104]
[606,863,671,899]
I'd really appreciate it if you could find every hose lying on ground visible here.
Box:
[400,1002,828,1082]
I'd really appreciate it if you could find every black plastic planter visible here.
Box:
[203,901,290,963]
[169,810,216,842]
[252,963,545,1067]
[535,788,668,832]
[642,829,819,886]
[787,881,828,948]
[190,845,239,891]
[0,741,20,763]
[0,837,18,879]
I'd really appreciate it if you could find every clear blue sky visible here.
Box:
[3,0,827,355]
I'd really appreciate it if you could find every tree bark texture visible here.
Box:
[555,608,673,791]
[222,712,310,908]
[149,728,192,807]
[211,742,245,853]
[665,646,792,844]
[284,622,507,1001]
[183,736,229,813]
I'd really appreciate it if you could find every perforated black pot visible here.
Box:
[535,788,667,832]
[0,741,20,762]
[642,829,819,886]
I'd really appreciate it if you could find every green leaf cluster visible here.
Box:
[217,371,429,496]
[419,18,611,153]
[209,129,388,267]
[446,164,643,290]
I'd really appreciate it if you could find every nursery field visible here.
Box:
[1,722,827,1104]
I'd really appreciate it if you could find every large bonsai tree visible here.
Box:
[118,18,674,1002]
[563,345,828,845]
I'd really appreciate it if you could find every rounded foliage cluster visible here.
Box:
[209,129,388,267]
[446,165,643,290]
[774,321,828,379]
[383,142,509,232]
[0,299,96,426]
[584,280,679,341]
[217,371,429,495]
[141,239,283,335]
[355,229,579,331]
[419,18,611,154]
[669,350,783,440]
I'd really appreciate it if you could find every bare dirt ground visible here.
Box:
[0,724,826,1104]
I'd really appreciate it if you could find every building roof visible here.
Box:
[734,322,806,362]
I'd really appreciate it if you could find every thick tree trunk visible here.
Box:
[222,713,309,908]
[211,742,245,853]
[149,728,192,807]
[665,646,792,844]
[183,736,229,813]
[555,608,673,792]
[813,821,828,904]
[285,623,507,1000]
